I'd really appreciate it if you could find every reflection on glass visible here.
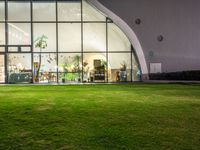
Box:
[8,1,30,21]
[33,53,57,83]
[8,47,18,52]
[33,1,56,21]
[132,53,140,81]
[0,2,5,21]
[82,0,106,21]
[58,1,81,21]
[8,54,32,83]
[83,23,106,52]
[108,23,131,51]
[21,47,31,52]
[58,23,81,52]
[0,47,4,52]
[58,53,82,83]
[0,55,5,83]
[108,53,132,82]
[83,53,106,82]
[8,23,31,45]
[0,23,5,45]
[33,23,56,52]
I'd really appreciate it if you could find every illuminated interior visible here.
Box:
[0,0,140,83]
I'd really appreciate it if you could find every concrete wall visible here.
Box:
[98,0,200,73]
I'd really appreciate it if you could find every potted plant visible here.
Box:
[61,58,70,83]
[120,61,127,71]
[120,61,127,81]
[34,35,48,83]
[101,60,107,69]
[73,55,81,82]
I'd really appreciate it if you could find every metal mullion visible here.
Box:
[36,21,108,24]
[6,45,31,47]
[6,51,32,54]
[106,18,108,83]
[32,21,57,23]
[82,21,107,23]
[33,52,59,54]
[57,21,82,23]
[131,46,133,82]
[5,0,8,83]
[81,0,83,82]
[107,51,131,53]
[80,51,107,53]
[53,51,82,54]
[7,21,31,23]
[56,0,58,83]
[30,0,34,83]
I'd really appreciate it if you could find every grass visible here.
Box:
[0,84,200,150]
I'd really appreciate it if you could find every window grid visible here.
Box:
[0,0,138,84]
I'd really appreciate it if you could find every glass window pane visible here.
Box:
[58,23,81,52]
[83,53,106,82]
[21,47,31,52]
[8,1,30,21]
[82,0,106,21]
[8,47,18,52]
[0,47,4,52]
[58,1,81,21]
[8,53,32,83]
[108,23,131,52]
[33,1,56,21]
[108,53,131,82]
[132,53,141,81]
[0,2,5,21]
[8,23,31,45]
[33,53,57,83]
[83,23,106,52]
[33,23,56,52]
[0,55,4,83]
[58,53,82,83]
[0,23,5,45]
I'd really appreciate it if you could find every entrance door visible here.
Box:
[6,46,32,84]
[0,55,5,83]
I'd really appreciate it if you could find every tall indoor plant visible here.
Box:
[34,35,48,82]
[73,55,81,82]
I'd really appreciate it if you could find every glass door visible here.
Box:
[0,55,5,83]
[7,46,32,84]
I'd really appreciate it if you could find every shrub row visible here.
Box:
[149,70,200,81]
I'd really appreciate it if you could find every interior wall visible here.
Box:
[98,0,200,73]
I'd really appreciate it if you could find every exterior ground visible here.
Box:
[0,84,200,150]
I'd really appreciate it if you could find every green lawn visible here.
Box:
[0,84,200,150]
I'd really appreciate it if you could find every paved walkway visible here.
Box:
[144,80,200,84]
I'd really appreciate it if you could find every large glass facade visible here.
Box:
[0,0,140,84]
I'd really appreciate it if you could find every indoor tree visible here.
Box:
[34,35,48,82]
[73,55,82,82]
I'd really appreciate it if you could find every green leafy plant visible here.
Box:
[34,35,48,82]
[120,61,127,71]
[73,55,82,81]
[101,60,107,68]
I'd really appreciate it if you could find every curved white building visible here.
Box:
[0,0,142,84]
[1,0,199,83]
